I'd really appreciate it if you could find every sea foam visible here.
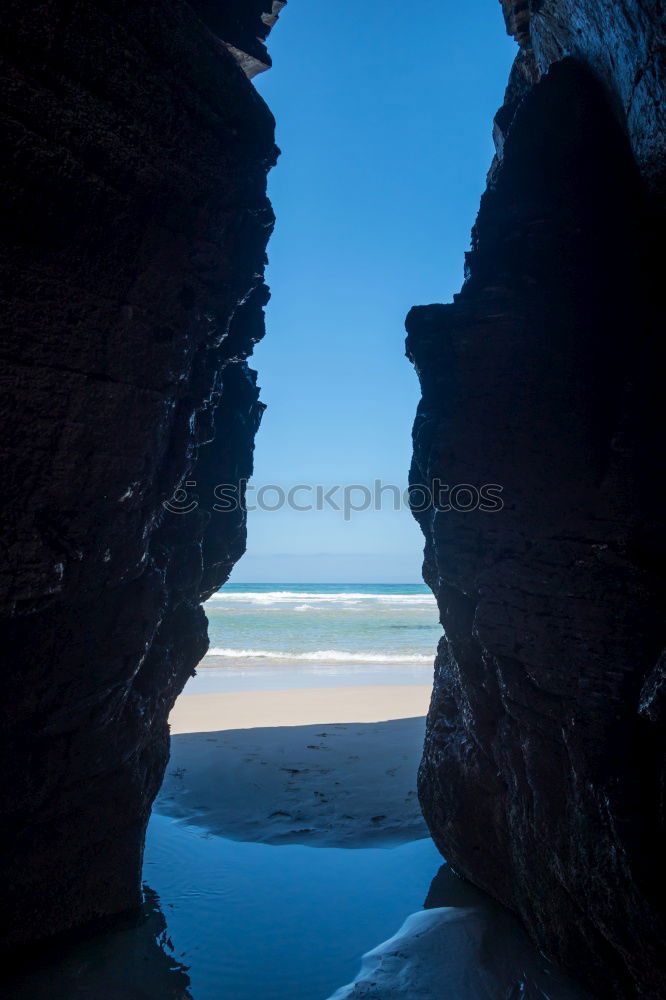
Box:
[206,590,435,606]
[205,648,432,664]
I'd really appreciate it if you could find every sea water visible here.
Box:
[188,582,441,693]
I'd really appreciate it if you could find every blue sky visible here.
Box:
[230,0,515,584]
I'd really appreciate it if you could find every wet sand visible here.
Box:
[156,685,431,846]
[154,683,590,999]
[6,682,587,1000]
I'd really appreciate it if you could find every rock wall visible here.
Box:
[2,2,664,989]
[502,0,666,193]
[409,4,665,997]
[0,0,281,948]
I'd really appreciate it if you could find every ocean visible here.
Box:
[185,583,441,693]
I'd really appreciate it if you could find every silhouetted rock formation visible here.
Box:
[189,0,286,76]
[409,5,665,997]
[0,1,279,947]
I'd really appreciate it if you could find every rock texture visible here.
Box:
[0,0,280,948]
[501,0,666,193]
[189,0,286,76]
[409,5,665,998]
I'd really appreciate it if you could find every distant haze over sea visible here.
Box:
[227,552,425,585]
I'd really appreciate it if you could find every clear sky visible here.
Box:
[229,0,515,584]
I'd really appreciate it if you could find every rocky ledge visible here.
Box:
[408,4,665,997]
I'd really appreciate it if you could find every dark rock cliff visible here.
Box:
[0,0,281,947]
[409,4,665,998]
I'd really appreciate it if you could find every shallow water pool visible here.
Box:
[145,814,443,999]
[4,813,588,1000]
[3,815,441,1000]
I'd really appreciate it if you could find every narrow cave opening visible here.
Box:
[3,1,664,999]
[139,4,534,999]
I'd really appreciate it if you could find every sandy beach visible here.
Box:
[153,682,589,1000]
[156,684,432,847]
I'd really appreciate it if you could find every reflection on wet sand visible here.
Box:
[3,886,192,1000]
[2,823,589,1000]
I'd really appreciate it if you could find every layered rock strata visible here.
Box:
[409,6,665,997]
[0,0,279,947]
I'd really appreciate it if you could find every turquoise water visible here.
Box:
[191,583,441,692]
